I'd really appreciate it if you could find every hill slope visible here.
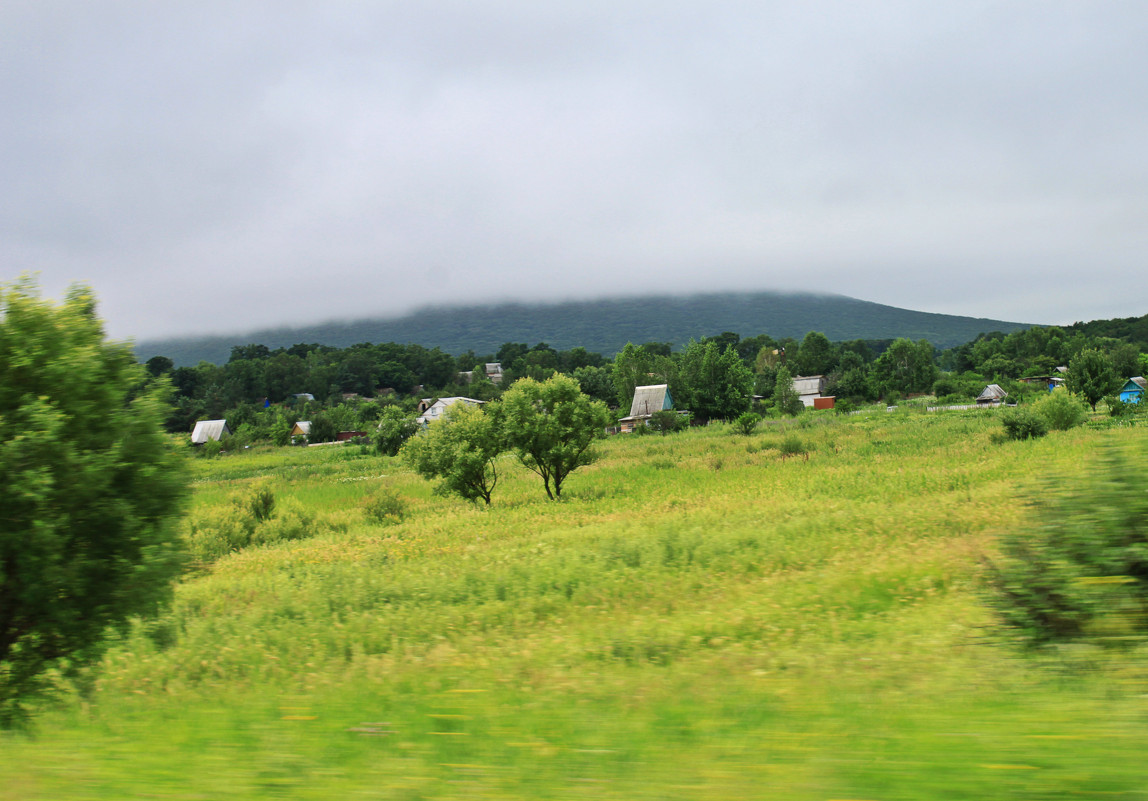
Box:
[137,291,1034,365]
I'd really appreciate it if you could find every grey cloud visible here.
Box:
[3,2,1147,341]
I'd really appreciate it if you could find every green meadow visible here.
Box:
[4,409,1148,799]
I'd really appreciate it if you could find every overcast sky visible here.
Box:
[3,1,1147,341]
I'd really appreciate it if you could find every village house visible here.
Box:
[618,384,673,433]
[416,397,485,426]
[290,421,311,444]
[792,375,834,409]
[1119,376,1146,404]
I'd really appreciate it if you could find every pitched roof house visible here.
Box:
[1119,376,1146,404]
[191,419,231,444]
[792,375,829,408]
[416,397,485,426]
[618,384,673,433]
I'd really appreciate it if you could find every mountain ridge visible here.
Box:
[136,291,1037,366]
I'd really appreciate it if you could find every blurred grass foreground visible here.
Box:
[4,410,1148,799]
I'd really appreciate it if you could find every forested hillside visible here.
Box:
[136,291,1033,366]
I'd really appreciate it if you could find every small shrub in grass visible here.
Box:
[778,434,808,458]
[1033,390,1088,431]
[362,487,407,525]
[986,444,1148,647]
[237,480,275,523]
[250,498,314,545]
[733,411,761,436]
[1108,398,1137,418]
[1000,407,1048,441]
[648,409,689,434]
[185,504,258,563]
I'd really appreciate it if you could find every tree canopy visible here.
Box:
[0,279,188,725]
[500,375,611,500]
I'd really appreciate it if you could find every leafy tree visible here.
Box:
[794,331,837,376]
[144,355,174,377]
[1066,348,1119,411]
[869,338,936,399]
[374,406,419,456]
[676,340,754,422]
[403,402,502,504]
[500,374,611,500]
[571,364,615,406]
[0,279,188,725]
[771,365,803,416]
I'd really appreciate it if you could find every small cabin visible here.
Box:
[618,384,673,433]
[191,419,231,445]
[1119,377,1146,404]
[976,384,1009,405]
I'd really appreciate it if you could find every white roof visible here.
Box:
[191,419,230,444]
[417,397,485,424]
[629,384,671,417]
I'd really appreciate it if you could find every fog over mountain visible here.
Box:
[5,3,1148,340]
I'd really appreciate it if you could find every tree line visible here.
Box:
[145,322,1148,448]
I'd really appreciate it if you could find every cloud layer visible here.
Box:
[4,2,1147,340]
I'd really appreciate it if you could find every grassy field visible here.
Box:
[3,408,1148,799]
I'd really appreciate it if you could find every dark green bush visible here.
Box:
[733,411,761,436]
[1000,408,1048,441]
[647,410,688,435]
[986,445,1148,647]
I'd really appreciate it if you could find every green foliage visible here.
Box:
[1108,397,1139,418]
[373,406,419,456]
[778,433,808,457]
[403,402,502,504]
[1032,390,1088,431]
[500,374,611,499]
[185,493,316,564]
[869,338,937,399]
[676,340,755,422]
[999,408,1049,441]
[360,487,408,525]
[648,409,689,434]
[987,445,1148,646]
[734,411,761,435]
[1066,348,1119,412]
[794,331,837,376]
[0,279,188,725]
[771,366,803,416]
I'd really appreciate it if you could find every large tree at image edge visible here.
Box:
[0,279,188,725]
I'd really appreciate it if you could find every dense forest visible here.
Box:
[145,314,1148,447]
[135,291,1034,366]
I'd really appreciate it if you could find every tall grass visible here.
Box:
[3,413,1147,799]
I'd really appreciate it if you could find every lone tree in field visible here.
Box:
[0,279,188,725]
[1066,348,1119,412]
[402,402,502,504]
[500,374,612,500]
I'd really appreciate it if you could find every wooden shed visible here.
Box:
[618,384,673,433]
[191,419,231,445]
[976,384,1009,405]
[1119,377,1146,404]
